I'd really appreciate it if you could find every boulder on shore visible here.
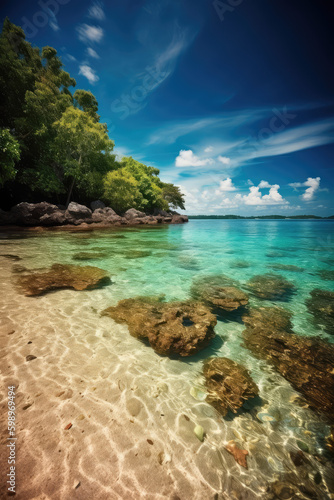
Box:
[171,214,188,224]
[102,297,217,357]
[242,306,334,420]
[0,202,188,227]
[16,263,111,296]
[92,207,121,223]
[9,202,62,226]
[124,208,146,219]
[65,202,92,220]
[90,200,106,211]
[203,357,259,416]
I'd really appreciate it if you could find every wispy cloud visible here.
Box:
[77,24,104,44]
[88,1,105,21]
[148,117,226,145]
[238,119,334,162]
[47,9,60,32]
[79,64,99,84]
[87,47,100,59]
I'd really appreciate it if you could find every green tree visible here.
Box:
[0,129,20,185]
[119,156,168,212]
[53,107,114,205]
[74,90,99,121]
[103,168,143,213]
[161,183,185,210]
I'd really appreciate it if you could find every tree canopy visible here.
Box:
[0,19,185,213]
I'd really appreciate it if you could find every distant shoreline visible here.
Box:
[188,215,334,220]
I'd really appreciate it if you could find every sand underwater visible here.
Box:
[0,219,334,500]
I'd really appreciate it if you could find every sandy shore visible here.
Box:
[0,258,238,500]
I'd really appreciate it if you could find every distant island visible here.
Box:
[188,215,334,219]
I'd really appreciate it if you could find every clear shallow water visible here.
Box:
[1,220,334,499]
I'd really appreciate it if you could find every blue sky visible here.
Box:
[1,0,334,215]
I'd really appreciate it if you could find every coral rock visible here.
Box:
[203,357,259,416]
[246,273,295,300]
[102,298,216,357]
[16,264,111,296]
[306,289,334,335]
[191,275,249,312]
[242,307,334,420]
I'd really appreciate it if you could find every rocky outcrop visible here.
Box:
[171,214,188,224]
[242,306,334,420]
[91,207,121,223]
[203,357,259,416]
[9,202,62,226]
[90,200,106,211]
[102,297,216,357]
[0,203,188,227]
[16,264,111,296]
[190,275,249,312]
[306,289,334,335]
[246,273,295,300]
[124,208,146,219]
[65,202,92,221]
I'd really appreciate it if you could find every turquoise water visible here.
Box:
[1,220,334,498]
[6,219,333,339]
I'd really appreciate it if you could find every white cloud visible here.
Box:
[205,146,213,153]
[175,150,213,167]
[215,178,236,193]
[236,182,288,206]
[288,176,321,201]
[77,24,104,44]
[218,155,231,165]
[79,65,99,84]
[88,1,105,20]
[258,180,272,188]
[87,47,100,59]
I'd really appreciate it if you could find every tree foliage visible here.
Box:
[0,19,186,213]
[0,129,20,186]
[104,168,143,214]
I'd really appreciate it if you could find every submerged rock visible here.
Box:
[194,424,205,442]
[102,298,216,357]
[0,254,22,261]
[242,306,293,333]
[203,357,259,416]
[317,270,334,281]
[72,251,107,261]
[230,260,250,269]
[224,440,248,468]
[268,264,305,272]
[306,289,334,335]
[190,275,249,312]
[242,307,334,420]
[16,264,111,296]
[246,273,295,300]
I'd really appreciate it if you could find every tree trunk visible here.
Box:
[66,177,75,207]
